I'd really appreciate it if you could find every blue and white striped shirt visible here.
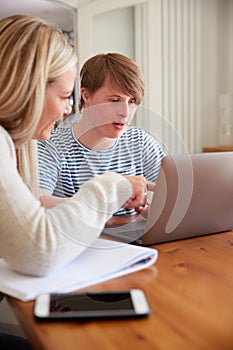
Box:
[38,125,165,216]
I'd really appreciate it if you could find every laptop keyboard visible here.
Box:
[102,220,147,244]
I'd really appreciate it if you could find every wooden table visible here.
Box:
[6,229,233,350]
[202,146,233,152]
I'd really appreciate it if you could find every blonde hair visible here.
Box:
[79,53,145,112]
[0,14,77,195]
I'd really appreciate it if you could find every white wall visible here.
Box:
[201,0,233,147]
[92,7,134,58]
[54,0,233,151]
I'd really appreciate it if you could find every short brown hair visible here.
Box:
[79,53,145,112]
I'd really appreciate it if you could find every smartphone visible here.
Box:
[34,289,151,321]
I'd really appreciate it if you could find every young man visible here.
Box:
[38,53,165,215]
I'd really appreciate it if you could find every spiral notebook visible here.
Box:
[0,238,158,301]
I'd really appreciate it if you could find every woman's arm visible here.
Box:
[0,128,148,277]
[0,129,134,276]
[39,189,68,208]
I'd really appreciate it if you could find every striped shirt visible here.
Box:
[38,125,165,216]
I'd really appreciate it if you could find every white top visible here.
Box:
[0,126,132,276]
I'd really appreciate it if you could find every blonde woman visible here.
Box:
[0,14,148,277]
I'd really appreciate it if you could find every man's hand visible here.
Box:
[123,176,154,210]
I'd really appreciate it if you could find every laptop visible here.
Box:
[102,152,233,245]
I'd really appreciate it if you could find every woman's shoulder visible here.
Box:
[0,125,12,140]
[0,126,17,165]
[0,126,15,152]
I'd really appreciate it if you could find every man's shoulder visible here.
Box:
[50,125,73,140]
[38,125,74,148]
[123,126,145,137]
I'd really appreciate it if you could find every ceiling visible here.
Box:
[0,0,75,31]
